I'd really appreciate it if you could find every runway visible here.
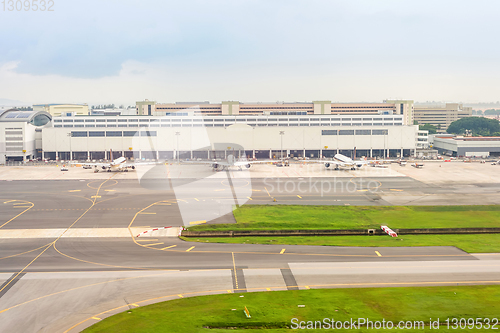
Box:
[1,174,500,332]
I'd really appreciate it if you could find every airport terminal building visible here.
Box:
[1,101,427,163]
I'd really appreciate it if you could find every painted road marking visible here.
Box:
[266,288,271,291]
[297,195,302,199]
[136,239,159,242]
[280,248,286,254]
[92,317,101,321]
[375,251,382,257]
[68,190,81,192]
[227,290,233,293]
[91,196,101,198]
[390,189,403,192]
[178,294,183,298]
[194,198,199,201]
[264,187,271,197]
[104,190,116,192]
[247,197,253,200]
[186,246,195,252]
[14,206,31,208]
[145,243,164,247]
[140,212,156,215]
[357,189,369,192]
[131,303,139,307]
[189,220,206,225]
[305,286,310,289]
[252,189,261,192]
[160,245,177,250]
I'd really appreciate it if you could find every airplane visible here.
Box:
[74,150,155,172]
[184,154,275,171]
[411,162,424,168]
[300,153,369,170]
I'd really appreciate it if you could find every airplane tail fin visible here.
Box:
[110,149,113,161]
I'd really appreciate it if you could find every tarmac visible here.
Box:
[1,161,500,332]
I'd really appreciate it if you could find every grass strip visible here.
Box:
[84,285,500,332]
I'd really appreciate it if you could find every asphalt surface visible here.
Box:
[1,175,500,332]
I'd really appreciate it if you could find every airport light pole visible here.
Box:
[175,132,180,164]
[279,131,284,160]
[67,132,72,161]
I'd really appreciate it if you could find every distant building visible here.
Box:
[0,109,52,164]
[414,103,472,133]
[431,134,500,157]
[33,104,89,117]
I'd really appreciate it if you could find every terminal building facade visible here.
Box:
[2,99,436,163]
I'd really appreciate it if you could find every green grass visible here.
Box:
[185,234,500,253]
[189,205,500,231]
[84,286,500,332]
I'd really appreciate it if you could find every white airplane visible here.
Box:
[302,153,369,170]
[75,150,156,172]
[185,154,275,171]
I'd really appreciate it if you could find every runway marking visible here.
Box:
[227,290,233,293]
[214,189,225,191]
[139,212,156,215]
[68,190,81,192]
[104,190,116,192]
[247,197,253,200]
[390,189,403,192]
[91,317,101,321]
[305,286,310,289]
[357,189,369,192]
[297,195,302,199]
[266,288,271,291]
[136,239,159,242]
[145,243,164,247]
[186,246,195,252]
[160,245,177,250]
[252,189,261,192]
[91,196,101,198]
[280,248,286,254]
[194,198,199,201]
[178,294,183,298]
[1,200,34,229]
[232,252,238,289]
[375,251,382,257]
[264,187,271,197]
[13,206,32,208]
[131,303,139,307]
[189,220,206,225]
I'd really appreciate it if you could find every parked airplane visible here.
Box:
[411,162,424,168]
[302,153,369,170]
[74,150,155,172]
[185,154,275,171]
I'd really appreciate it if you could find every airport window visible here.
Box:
[355,130,371,135]
[204,123,213,127]
[214,124,224,127]
[394,123,402,126]
[341,123,351,126]
[300,123,309,126]
[310,118,319,121]
[289,118,298,121]
[96,119,105,122]
[331,118,340,121]
[106,131,122,137]
[182,119,192,122]
[331,123,340,126]
[384,118,393,120]
[339,130,354,135]
[106,119,116,122]
[118,119,127,122]
[278,123,288,127]
[362,123,372,126]
[258,124,267,126]
[373,118,382,121]
[129,119,138,122]
[372,130,388,135]
[172,124,181,127]
[74,119,84,122]
[193,119,202,122]
[342,118,351,121]
[71,131,87,137]
[257,119,266,121]
[149,124,159,127]
[373,123,382,126]
[54,119,62,122]
[89,131,105,137]
[141,131,156,137]
[268,118,277,121]
[363,118,372,121]
[107,124,117,127]
[321,118,330,121]
[182,124,192,127]
[85,119,95,122]
[55,125,62,127]
[139,119,149,122]
[310,123,319,126]
[63,119,73,122]
[247,118,256,121]
[118,124,128,127]
[63,125,73,128]
[289,123,298,126]
[352,118,361,121]
[383,123,393,126]
[352,123,361,126]
[74,125,84,128]
[123,131,137,137]
[278,118,288,121]
[322,130,337,135]
[161,118,170,122]
[85,124,95,128]
[161,124,170,127]
[193,124,203,127]
[237,118,247,122]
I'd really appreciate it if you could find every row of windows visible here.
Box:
[322,129,389,136]
[55,122,401,129]
[71,131,156,137]
[54,117,402,123]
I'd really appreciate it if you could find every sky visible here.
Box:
[1,0,500,106]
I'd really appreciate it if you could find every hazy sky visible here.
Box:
[1,0,499,105]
